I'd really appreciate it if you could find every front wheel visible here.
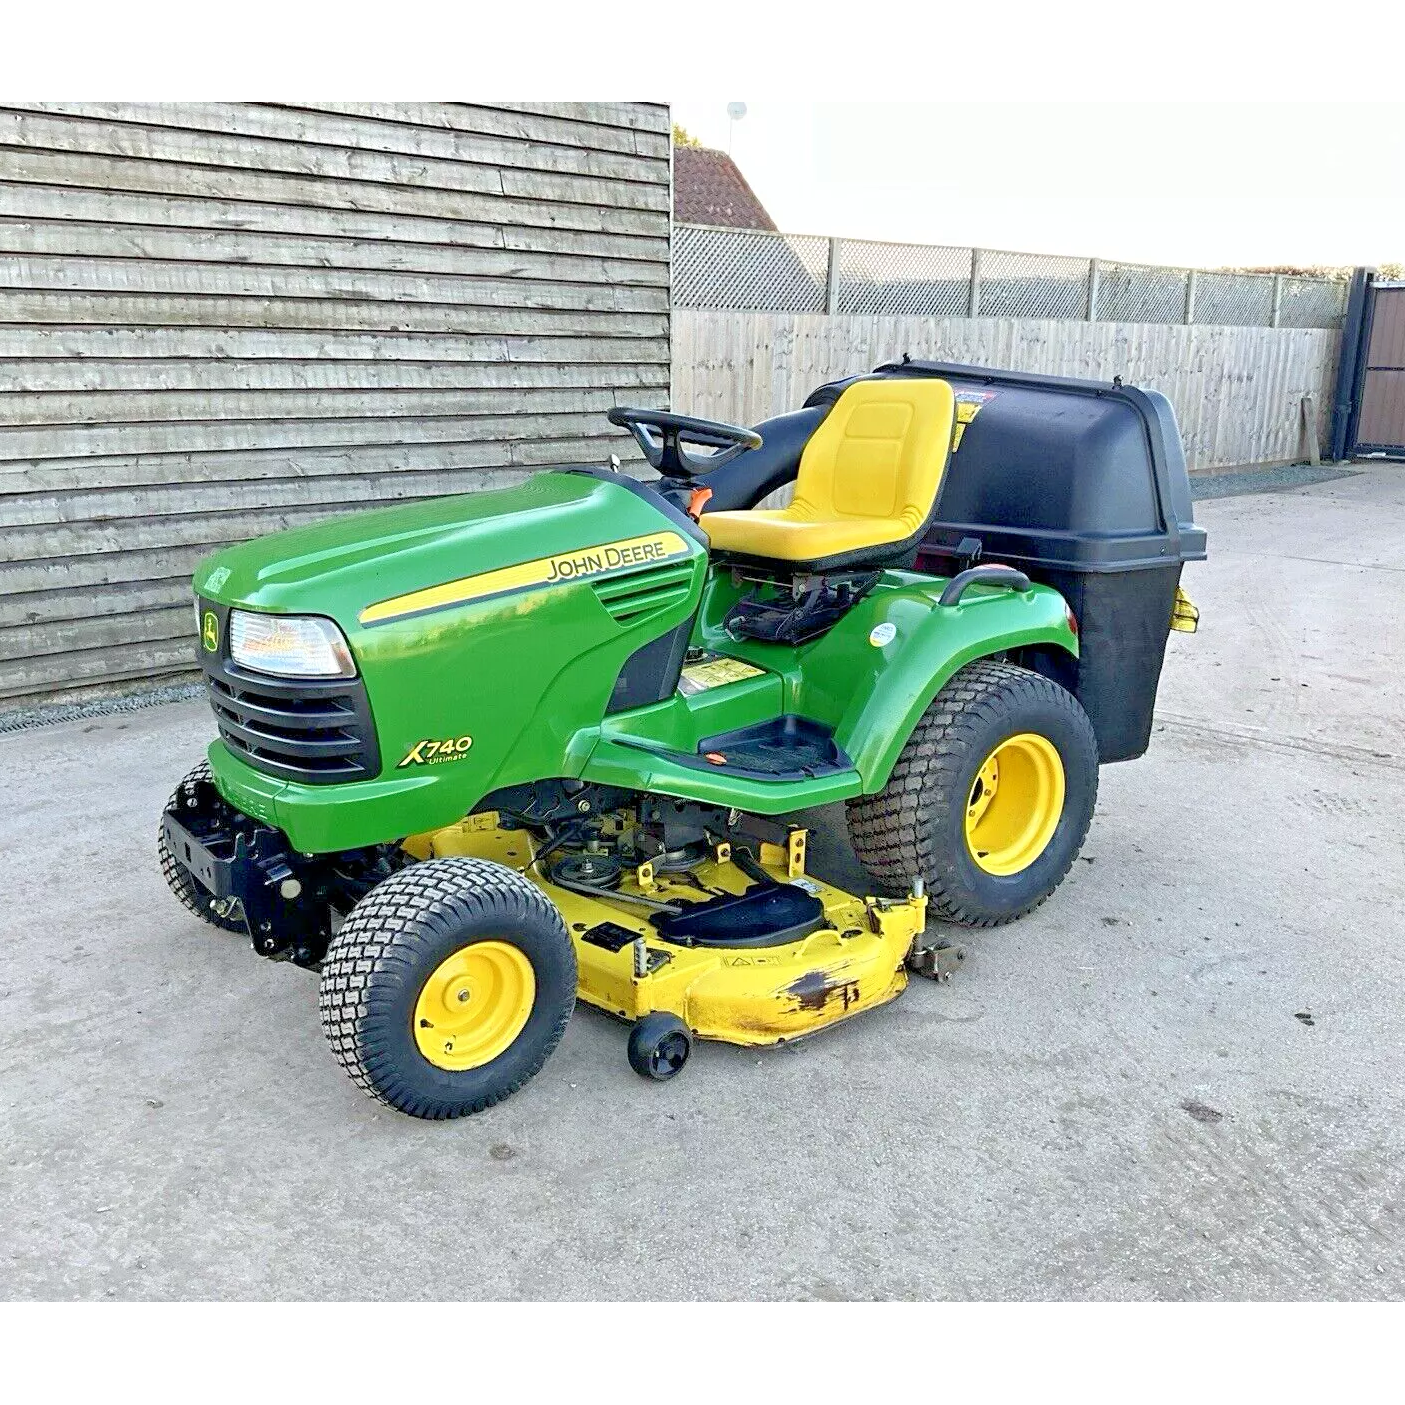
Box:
[846,660,1099,926]
[318,857,576,1119]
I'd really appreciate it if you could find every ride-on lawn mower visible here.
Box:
[159,361,1204,1119]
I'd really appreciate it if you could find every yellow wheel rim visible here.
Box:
[963,733,1066,876]
[413,940,536,1071]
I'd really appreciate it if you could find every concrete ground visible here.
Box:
[2,466,1403,1301]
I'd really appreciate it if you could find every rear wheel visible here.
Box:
[318,857,575,1119]
[846,660,1099,926]
[157,759,245,933]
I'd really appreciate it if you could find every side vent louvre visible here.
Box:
[591,562,695,625]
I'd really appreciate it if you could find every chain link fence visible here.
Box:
[670,225,829,312]
[1191,270,1277,327]
[673,224,1350,329]
[836,239,972,317]
[976,248,1092,320]
[1276,275,1350,329]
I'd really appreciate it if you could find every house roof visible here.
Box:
[673,145,777,231]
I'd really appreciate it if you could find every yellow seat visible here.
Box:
[701,378,956,569]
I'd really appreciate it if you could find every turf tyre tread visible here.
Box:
[318,857,575,1120]
[846,659,1098,927]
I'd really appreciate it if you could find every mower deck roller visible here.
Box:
[160,361,1203,1119]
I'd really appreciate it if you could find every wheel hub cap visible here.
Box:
[652,1034,689,1076]
[413,941,536,1071]
[964,733,1066,876]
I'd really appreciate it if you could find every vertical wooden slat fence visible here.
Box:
[673,309,1340,473]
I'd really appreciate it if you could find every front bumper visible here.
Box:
[166,788,415,968]
[162,807,297,907]
[205,740,448,855]
[162,803,329,963]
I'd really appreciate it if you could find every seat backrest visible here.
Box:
[792,379,955,531]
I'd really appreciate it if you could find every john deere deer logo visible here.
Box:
[201,611,219,652]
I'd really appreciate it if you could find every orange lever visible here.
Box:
[687,485,714,520]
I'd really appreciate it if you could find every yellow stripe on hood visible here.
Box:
[358,530,691,626]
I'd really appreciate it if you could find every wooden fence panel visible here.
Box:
[673,309,1340,473]
[0,102,670,704]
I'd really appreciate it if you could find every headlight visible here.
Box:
[229,610,357,679]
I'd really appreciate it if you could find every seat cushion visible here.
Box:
[699,378,955,568]
[701,508,910,561]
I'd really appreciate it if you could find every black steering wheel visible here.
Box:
[608,407,763,480]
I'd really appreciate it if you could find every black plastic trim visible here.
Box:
[607,618,694,715]
[203,687,358,732]
[651,880,827,949]
[611,715,852,783]
[198,599,381,784]
[938,564,1032,607]
[210,709,364,759]
[691,405,832,511]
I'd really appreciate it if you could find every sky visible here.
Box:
[670,102,1405,271]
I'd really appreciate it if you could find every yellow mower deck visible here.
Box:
[405,813,927,1047]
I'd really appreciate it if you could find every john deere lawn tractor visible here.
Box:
[158,360,1204,1119]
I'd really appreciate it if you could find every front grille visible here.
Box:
[198,602,379,785]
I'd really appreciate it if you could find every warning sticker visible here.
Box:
[952,390,995,452]
[678,654,767,697]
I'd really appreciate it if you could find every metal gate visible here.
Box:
[1348,281,1405,458]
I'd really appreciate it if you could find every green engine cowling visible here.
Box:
[194,471,708,851]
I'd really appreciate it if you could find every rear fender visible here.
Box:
[808,581,1078,792]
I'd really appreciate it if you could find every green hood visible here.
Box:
[193,470,710,846]
[192,471,682,624]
